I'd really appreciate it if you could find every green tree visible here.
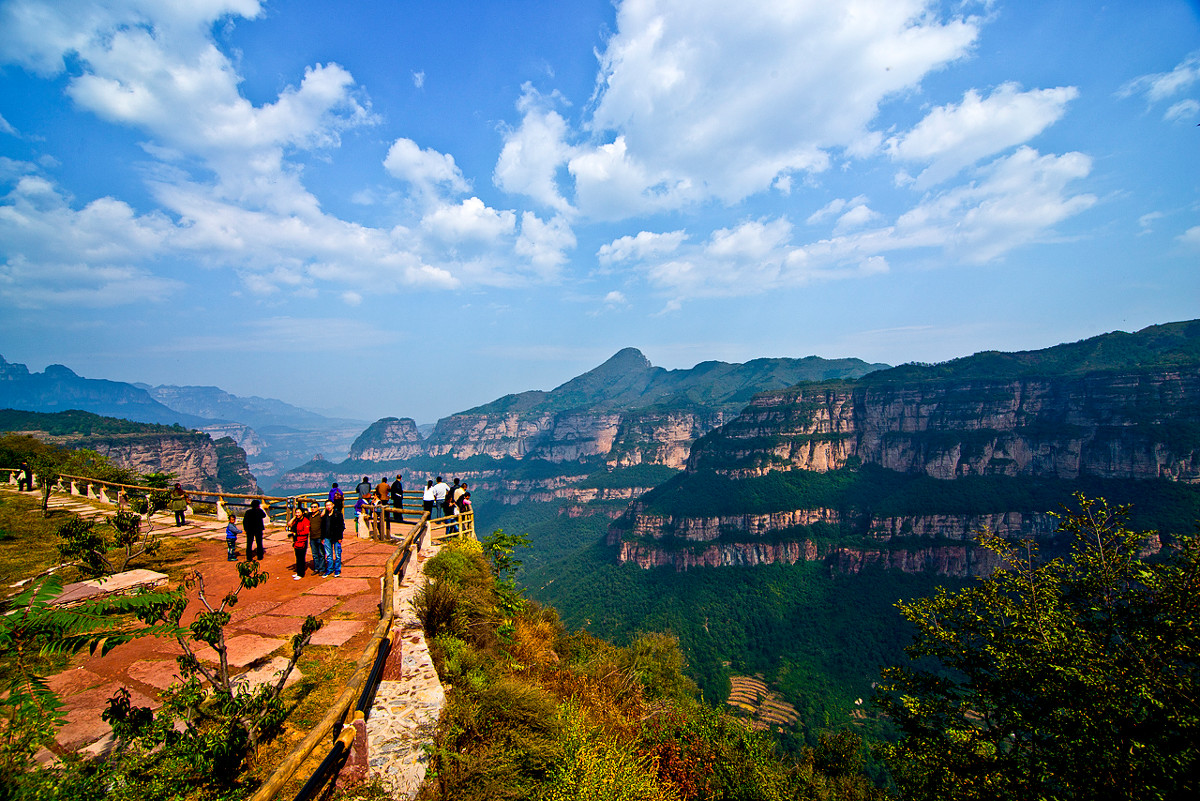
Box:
[876,495,1200,800]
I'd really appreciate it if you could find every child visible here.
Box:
[225,513,241,561]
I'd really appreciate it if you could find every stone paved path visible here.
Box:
[366,540,446,799]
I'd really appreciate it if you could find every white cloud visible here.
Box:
[514,212,576,278]
[421,197,516,243]
[494,85,574,213]
[833,203,881,234]
[1119,51,1200,104]
[571,0,980,214]
[412,70,425,89]
[0,113,15,136]
[1180,226,1200,249]
[614,146,1094,299]
[886,83,1078,187]
[893,146,1096,262]
[597,229,687,264]
[603,290,628,307]
[1164,99,1200,123]
[383,137,470,200]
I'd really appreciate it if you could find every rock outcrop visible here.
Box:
[349,418,425,461]
[76,432,260,494]
[614,322,1200,574]
[688,369,1200,482]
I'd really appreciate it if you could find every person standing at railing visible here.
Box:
[320,500,344,578]
[244,498,267,561]
[375,476,390,535]
[354,493,372,537]
[422,480,435,517]
[328,482,344,512]
[432,476,450,518]
[225,513,241,562]
[17,460,32,492]
[170,483,189,526]
[390,474,404,523]
[355,476,372,502]
[289,506,310,580]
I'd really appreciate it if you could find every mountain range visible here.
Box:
[0,355,366,486]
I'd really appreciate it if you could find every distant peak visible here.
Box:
[43,364,79,378]
[600,348,651,371]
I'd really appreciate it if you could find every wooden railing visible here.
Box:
[0,469,475,540]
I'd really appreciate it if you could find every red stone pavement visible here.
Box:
[39,508,408,756]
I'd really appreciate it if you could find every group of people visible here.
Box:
[216,472,474,578]
[421,476,472,520]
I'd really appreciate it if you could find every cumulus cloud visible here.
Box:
[515,212,576,278]
[886,83,1078,187]
[597,229,687,264]
[569,0,980,215]
[613,146,1094,299]
[494,85,575,213]
[384,137,470,200]
[1180,226,1200,249]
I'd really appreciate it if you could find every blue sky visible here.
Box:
[1,0,1197,425]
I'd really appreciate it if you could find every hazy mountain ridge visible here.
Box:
[0,356,364,487]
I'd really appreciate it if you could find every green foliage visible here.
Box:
[876,495,1200,800]
[0,409,190,438]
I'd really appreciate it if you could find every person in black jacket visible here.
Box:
[320,500,345,577]
[390,474,404,523]
[244,498,267,561]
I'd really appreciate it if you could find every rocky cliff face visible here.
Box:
[76,432,260,494]
[610,501,1055,575]
[688,370,1200,482]
[615,538,1007,576]
[348,418,425,461]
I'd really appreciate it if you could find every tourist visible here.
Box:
[328,482,344,511]
[321,500,344,577]
[354,492,372,536]
[390,474,404,522]
[289,506,310,579]
[308,502,326,575]
[432,476,451,518]
[225,513,241,562]
[244,498,267,561]
[422,479,435,518]
[355,476,372,501]
[17,460,32,492]
[375,476,391,534]
[170,483,189,526]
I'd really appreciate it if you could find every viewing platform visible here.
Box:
[0,470,468,799]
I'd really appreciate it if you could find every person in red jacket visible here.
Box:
[289,506,310,579]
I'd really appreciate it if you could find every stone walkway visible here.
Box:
[366,539,446,798]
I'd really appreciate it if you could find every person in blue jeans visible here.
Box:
[307,502,326,576]
[320,500,345,577]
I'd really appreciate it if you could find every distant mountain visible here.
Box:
[274,349,889,493]
[465,347,889,416]
[0,356,365,487]
[142,384,366,431]
[0,356,210,428]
